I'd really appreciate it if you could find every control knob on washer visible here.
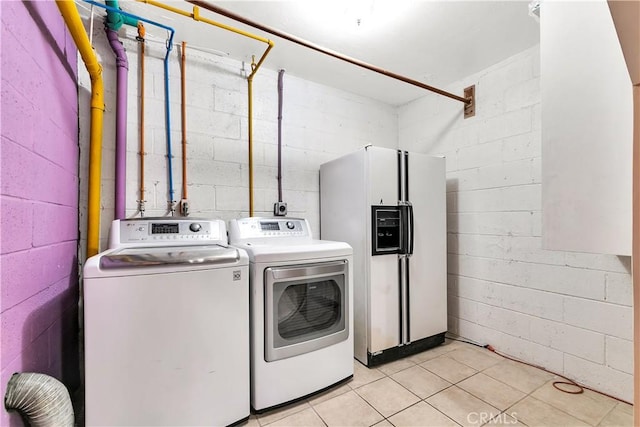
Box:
[189,223,202,232]
[286,221,295,230]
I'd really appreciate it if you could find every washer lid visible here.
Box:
[100,245,241,269]
[84,245,248,278]
[232,240,352,263]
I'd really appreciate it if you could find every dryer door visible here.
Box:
[264,260,349,362]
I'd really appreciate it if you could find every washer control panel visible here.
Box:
[108,218,227,249]
[228,217,311,242]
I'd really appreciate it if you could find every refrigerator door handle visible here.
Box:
[405,256,411,343]
[399,254,410,345]
[397,150,404,203]
[407,203,414,256]
[398,256,404,343]
[404,151,409,202]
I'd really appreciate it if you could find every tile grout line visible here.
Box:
[522,379,620,427]
[351,376,407,418]
[594,403,621,427]
[307,401,328,427]
[408,344,529,425]
[258,341,625,427]
[421,384,465,427]
[458,345,554,423]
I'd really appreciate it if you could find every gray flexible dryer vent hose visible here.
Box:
[4,372,74,427]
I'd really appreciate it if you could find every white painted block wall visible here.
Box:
[77,27,397,253]
[77,24,633,403]
[541,0,632,256]
[398,45,633,402]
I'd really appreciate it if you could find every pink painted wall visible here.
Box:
[1,1,80,425]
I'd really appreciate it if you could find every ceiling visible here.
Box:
[88,1,541,106]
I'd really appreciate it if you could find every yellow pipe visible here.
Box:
[246,43,274,216]
[136,0,274,217]
[56,0,105,258]
[250,42,274,79]
[137,0,270,44]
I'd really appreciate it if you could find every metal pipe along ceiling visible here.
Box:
[186,0,471,105]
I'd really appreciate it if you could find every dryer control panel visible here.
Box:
[108,218,227,249]
[228,217,311,242]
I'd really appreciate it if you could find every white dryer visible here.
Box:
[228,217,353,412]
[83,218,249,426]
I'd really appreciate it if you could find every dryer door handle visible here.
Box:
[268,261,347,281]
[100,245,241,268]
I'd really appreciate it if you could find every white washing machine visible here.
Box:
[228,217,353,412]
[83,218,249,426]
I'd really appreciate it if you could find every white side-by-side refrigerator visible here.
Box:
[320,145,447,366]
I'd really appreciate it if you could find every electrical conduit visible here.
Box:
[56,0,104,258]
[82,0,176,216]
[277,69,284,203]
[105,28,128,219]
[135,0,274,216]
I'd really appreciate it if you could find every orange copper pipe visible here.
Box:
[181,41,188,201]
[139,38,146,215]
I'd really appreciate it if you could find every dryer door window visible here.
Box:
[264,261,349,362]
[277,279,342,339]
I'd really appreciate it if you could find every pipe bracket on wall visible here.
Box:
[464,85,476,119]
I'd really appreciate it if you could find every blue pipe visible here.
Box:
[163,45,175,212]
[82,0,176,213]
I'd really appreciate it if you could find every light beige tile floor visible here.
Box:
[244,341,634,427]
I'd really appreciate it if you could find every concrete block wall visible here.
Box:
[398,45,634,402]
[1,1,80,425]
[77,26,397,253]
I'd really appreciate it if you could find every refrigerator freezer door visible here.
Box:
[369,146,399,206]
[367,147,402,354]
[407,154,448,342]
